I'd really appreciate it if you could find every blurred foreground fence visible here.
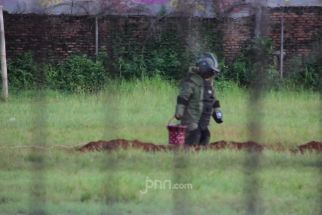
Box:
[0,1,321,215]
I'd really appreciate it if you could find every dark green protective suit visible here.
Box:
[175,66,217,145]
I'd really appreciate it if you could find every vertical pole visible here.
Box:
[71,0,74,14]
[254,2,262,38]
[280,15,284,79]
[0,6,8,100]
[244,1,267,215]
[319,84,322,215]
[95,16,99,60]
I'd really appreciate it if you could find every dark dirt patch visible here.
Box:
[209,141,264,152]
[78,139,322,153]
[298,141,322,153]
[79,139,265,152]
[79,139,176,152]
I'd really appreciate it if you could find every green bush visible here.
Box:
[50,55,107,92]
[221,36,322,91]
[287,56,322,91]
[147,49,181,79]
[8,53,39,89]
[305,61,322,91]
[7,33,319,92]
[8,53,107,92]
[221,37,281,89]
[221,54,249,86]
[116,55,148,79]
[110,30,185,80]
[107,20,220,80]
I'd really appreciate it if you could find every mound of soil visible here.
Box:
[79,139,177,152]
[78,139,322,153]
[78,139,158,152]
[298,141,322,153]
[209,141,264,152]
[78,139,265,153]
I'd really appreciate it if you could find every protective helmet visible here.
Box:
[196,52,220,78]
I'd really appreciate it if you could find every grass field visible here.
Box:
[0,78,320,147]
[0,78,321,215]
[0,149,322,215]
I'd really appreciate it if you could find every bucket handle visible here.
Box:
[168,116,179,126]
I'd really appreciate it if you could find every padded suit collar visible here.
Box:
[187,66,213,87]
[186,67,203,86]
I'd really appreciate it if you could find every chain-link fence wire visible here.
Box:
[172,149,192,215]
[316,24,322,215]
[101,84,121,215]
[243,1,270,215]
[28,11,53,213]
[171,1,200,213]
[319,81,322,215]
[243,69,264,215]
[28,14,60,214]
[29,64,48,215]
[17,1,322,215]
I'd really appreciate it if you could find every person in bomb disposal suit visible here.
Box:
[174,53,223,145]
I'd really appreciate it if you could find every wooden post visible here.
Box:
[280,15,284,79]
[254,3,262,38]
[95,16,99,60]
[0,6,8,100]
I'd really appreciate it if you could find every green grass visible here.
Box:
[0,149,321,215]
[0,77,321,214]
[0,77,320,147]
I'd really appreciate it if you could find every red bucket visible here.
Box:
[167,117,187,145]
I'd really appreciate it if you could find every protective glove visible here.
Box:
[175,114,183,120]
[212,100,223,124]
[213,109,223,123]
[175,96,188,120]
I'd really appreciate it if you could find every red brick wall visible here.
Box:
[5,14,96,62]
[220,7,322,62]
[4,13,207,62]
[221,16,254,61]
[268,7,322,59]
[4,7,322,64]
